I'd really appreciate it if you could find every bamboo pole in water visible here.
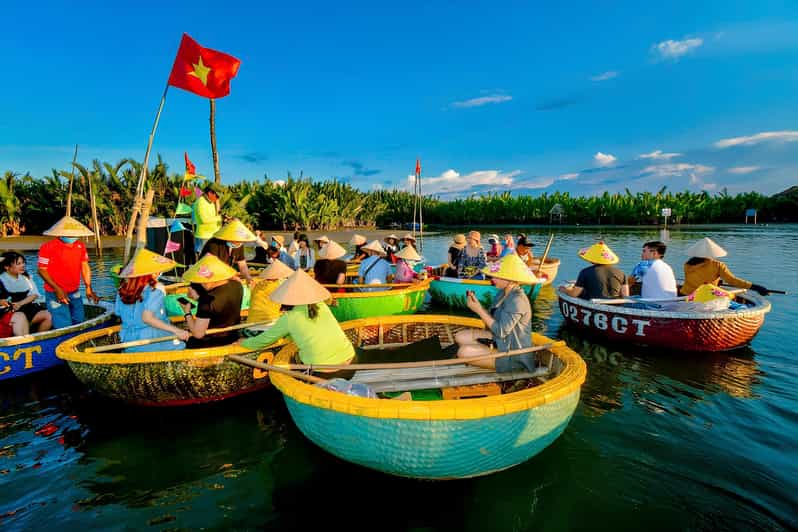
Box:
[536,233,555,276]
[86,168,103,257]
[65,145,78,217]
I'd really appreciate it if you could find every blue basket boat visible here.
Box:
[0,303,115,381]
[268,314,586,480]
[429,276,543,309]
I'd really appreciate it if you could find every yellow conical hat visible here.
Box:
[349,234,367,246]
[396,246,421,261]
[118,248,177,278]
[362,240,387,256]
[318,241,347,260]
[269,268,331,305]
[481,253,541,284]
[43,216,94,237]
[258,259,294,280]
[687,284,733,303]
[213,220,257,242]
[578,241,619,265]
[182,254,237,283]
[685,237,727,259]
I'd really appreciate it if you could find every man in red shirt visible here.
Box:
[37,216,100,329]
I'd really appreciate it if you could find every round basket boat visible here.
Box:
[558,291,771,352]
[528,257,560,286]
[0,303,115,382]
[269,315,586,480]
[429,276,543,310]
[326,279,431,321]
[56,326,286,406]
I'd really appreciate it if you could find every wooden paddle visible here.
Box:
[591,288,747,305]
[226,355,327,384]
[85,319,276,353]
[535,233,555,276]
[320,282,415,289]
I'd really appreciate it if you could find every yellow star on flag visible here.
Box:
[189,56,211,86]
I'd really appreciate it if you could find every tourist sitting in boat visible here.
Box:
[628,240,677,300]
[486,234,503,261]
[314,241,348,289]
[293,234,315,271]
[455,231,487,279]
[349,234,368,262]
[443,234,466,277]
[499,234,516,258]
[287,231,301,255]
[37,216,100,329]
[115,249,189,352]
[455,253,539,372]
[0,252,52,333]
[247,259,294,327]
[394,246,422,283]
[238,269,355,371]
[383,234,400,263]
[312,235,330,252]
[180,254,243,348]
[679,237,770,296]
[559,241,629,300]
[358,240,392,290]
[515,236,535,268]
[200,219,257,284]
[401,233,418,251]
[266,238,297,270]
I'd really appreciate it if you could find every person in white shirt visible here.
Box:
[630,241,677,300]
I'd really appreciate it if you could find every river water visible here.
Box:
[1,225,796,531]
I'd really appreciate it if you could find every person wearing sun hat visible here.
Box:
[312,235,331,252]
[239,269,355,369]
[456,230,487,279]
[383,234,400,263]
[443,234,467,277]
[680,237,770,296]
[358,240,391,291]
[192,182,224,255]
[401,233,418,251]
[559,241,629,301]
[181,254,243,348]
[455,253,541,373]
[36,216,100,329]
[314,240,348,288]
[486,234,503,261]
[200,219,258,283]
[247,259,294,327]
[115,248,189,352]
[393,246,422,283]
[349,234,368,261]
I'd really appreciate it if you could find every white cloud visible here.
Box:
[643,163,714,178]
[558,172,579,180]
[412,169,520,195]
[590,71,618,81]
[652,37,703,60]
[638,150,682,160]
[714,130,798,148]
[512,177,555,190]
[727,166,760,174]
[593,152,617,166]
[451,94,512,108]
[689,171,717,191]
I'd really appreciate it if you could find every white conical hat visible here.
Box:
[318,241,347,260]
[349,234,367,246]
[43,216,94,237]
[362,240,387,256]
[396,246,421,261]
[685,237,727,259]
[269,269,331,305]
[258,259,294,280]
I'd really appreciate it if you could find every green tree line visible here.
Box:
[1,159,796,236]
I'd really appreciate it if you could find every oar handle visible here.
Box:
[536,233,555,275]
[227,354,327,384]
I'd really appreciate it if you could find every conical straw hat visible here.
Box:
[578,241,619,265]
[269,268,331,306]
[687,283,733,303]
[402,233,417,242]
[271,234,285,247]
[118,248,177,278]
[396,246,421,261]
[318,241,347,260]
[362,240,387,256]
[384,234,400,243]
[43,216,94,237]
[313,235,330,243]
[258,259,294,280]
[213,219,257,242]
[349,234,367,246]
[182,254,237,283]
[685,237,727,259]
[481,253,541,284]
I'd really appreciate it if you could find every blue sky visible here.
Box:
[2,1,798,197]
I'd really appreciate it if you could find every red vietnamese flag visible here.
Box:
[415,159,421,176]
[168,34,241,98]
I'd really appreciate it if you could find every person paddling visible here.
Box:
[680,237,771,296]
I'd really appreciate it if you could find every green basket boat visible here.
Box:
[429,276,543,309]
[269,314,586,480]
[325,279,430,321]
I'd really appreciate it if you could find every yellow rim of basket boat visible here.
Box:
[270,314,586,421]
[330,278,431,299]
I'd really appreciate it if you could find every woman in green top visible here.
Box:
[239,269,355,368]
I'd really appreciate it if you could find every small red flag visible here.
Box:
[168,34,241,99]
[415,159,421,176]
[184,152,196,176]
[180,186,192,197]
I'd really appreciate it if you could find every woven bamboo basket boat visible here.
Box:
[558,291,771,351]
[56,325,285,406]
[528,257,560,286]
[327,279,431,321]
[0,303,115,382]
[429,275,543,309]
[269,314,586,479]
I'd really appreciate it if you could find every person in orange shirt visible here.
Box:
[680,237,770,296]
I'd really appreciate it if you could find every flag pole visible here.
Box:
[210,99,222,184]
[124,83,170,262]
[418,166,423,252]
[65,144,78,217]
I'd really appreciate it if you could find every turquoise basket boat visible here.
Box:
[268,314,586,480]
[429,276,543,309]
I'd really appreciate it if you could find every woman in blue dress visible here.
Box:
[115,249,189,352]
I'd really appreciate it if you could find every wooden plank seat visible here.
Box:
[352,366,551,394]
